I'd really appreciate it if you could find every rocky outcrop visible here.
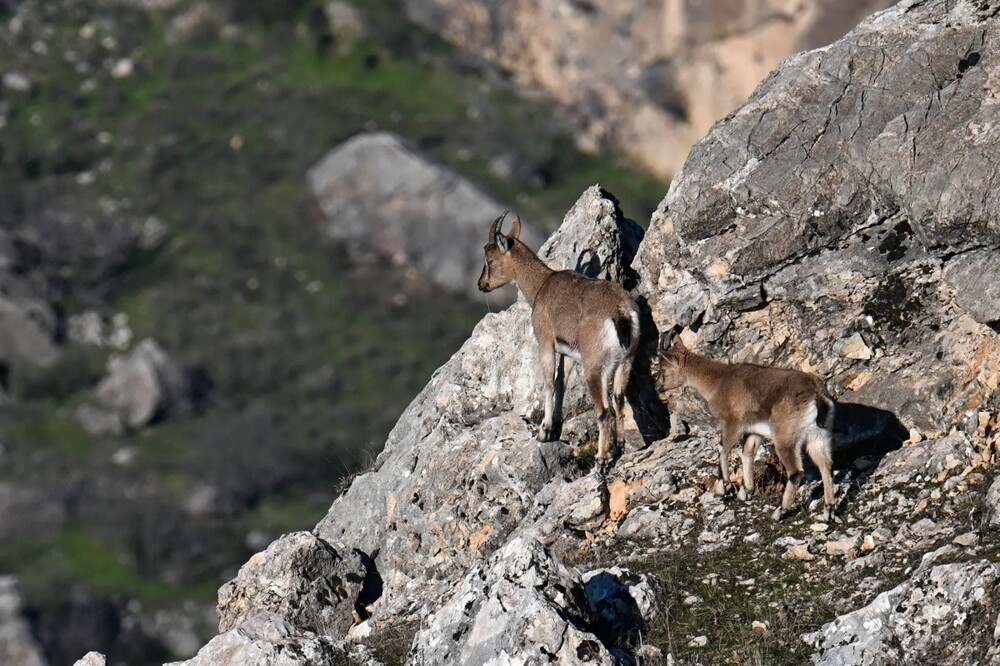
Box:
[307,131,544,303]
[313,186,645,623]
[805,546,1000,665]
[401,0,893,180]
[217,532,367,639]
[634,0,1000,439]
[163,614,359,666]
[0,577,47,666]
[73,653,106,666]
[411,537,619,665]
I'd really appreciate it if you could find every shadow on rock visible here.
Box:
[831,401,908,469]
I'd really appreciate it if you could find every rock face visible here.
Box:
[307,131,544,303]
[401,0,893,180]
[805,546,1000,665]
[163,614,353,666]
[411,537,617,665]
[217,532,367,639]
[634,0,1000,438]
[0,577,47,666]
[313,186,645,623]
[89,338,189,430]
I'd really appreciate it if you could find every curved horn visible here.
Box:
[489,210,509,242]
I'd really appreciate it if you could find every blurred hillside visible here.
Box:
[0,0,665,662]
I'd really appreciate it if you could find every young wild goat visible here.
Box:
[656,332,836,521]
[478,212,640,471]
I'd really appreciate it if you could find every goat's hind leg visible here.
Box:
[537,346,563,442]
[772,435,805,521]
[737,434,763,501]
[585,366,613,474]
[610,356,633,455]
[805,429,836,522]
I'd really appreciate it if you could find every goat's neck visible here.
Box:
[682,352,729,410]
[510,243,555,307]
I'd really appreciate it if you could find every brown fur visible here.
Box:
[479,213,640,471]
[656,336,836,521]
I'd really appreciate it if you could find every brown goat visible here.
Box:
[655,333,836,521]
[478,212,640,471]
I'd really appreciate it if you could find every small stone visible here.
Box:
[688,635,708,648]
[2,71,31,92]
[683,594,703,606]
[862,534,876,552]
[111,58,134,79]
[953,532,979,547]
[915,499,929,512]
[784,544,815,561]
[824,536,860,557]
[810,522,829,532]
[841,333,872,360]
[751,620,768,634]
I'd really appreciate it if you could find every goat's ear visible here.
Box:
[509,216,522,241]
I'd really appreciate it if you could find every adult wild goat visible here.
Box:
[478,212,640,471]
[656,332,836,521]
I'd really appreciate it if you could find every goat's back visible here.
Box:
[532,271,636,351]
[715,363,829,426]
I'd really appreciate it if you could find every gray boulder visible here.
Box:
[164,613,355,666]
[91,338,188,429]
[307,131,545,303]
[634,0,1000,436]
[0,292,59,369]
[411,536,617,665]
[73,653,106,666]
[0,576,47,666]
[218,532,367,639]
[804,547,1000,665]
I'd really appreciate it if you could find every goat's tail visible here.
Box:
[613,304,641,353]
[815,394,835,432]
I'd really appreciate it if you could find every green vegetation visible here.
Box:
[637,541,835,666]
[0,527,218,608]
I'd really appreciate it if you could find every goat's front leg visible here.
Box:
[737,434,763,501]
[715,424,741,496]
[537,346,562,442]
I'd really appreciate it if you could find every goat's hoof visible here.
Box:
[820,507,834,523]
[537,427,556,442]
[737,487,749,502]
[713,480,726,496]
[771,507,786,522]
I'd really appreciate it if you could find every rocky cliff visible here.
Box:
[400,0,894,181]
[153,1,1000,664]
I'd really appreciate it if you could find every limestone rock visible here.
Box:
[0,292,59,368]
[313,186,643,621]
[92,338,188,429]
[401,0,892,179]
[0,576,47,666]
[411,537,617,665]
[307,131,544,303]
[805,547,1000,665]
[73,653,106,666]
[634,0,1000,436]
[581,566,658,647]
[164,613,353,666]
[218,532,367,639]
